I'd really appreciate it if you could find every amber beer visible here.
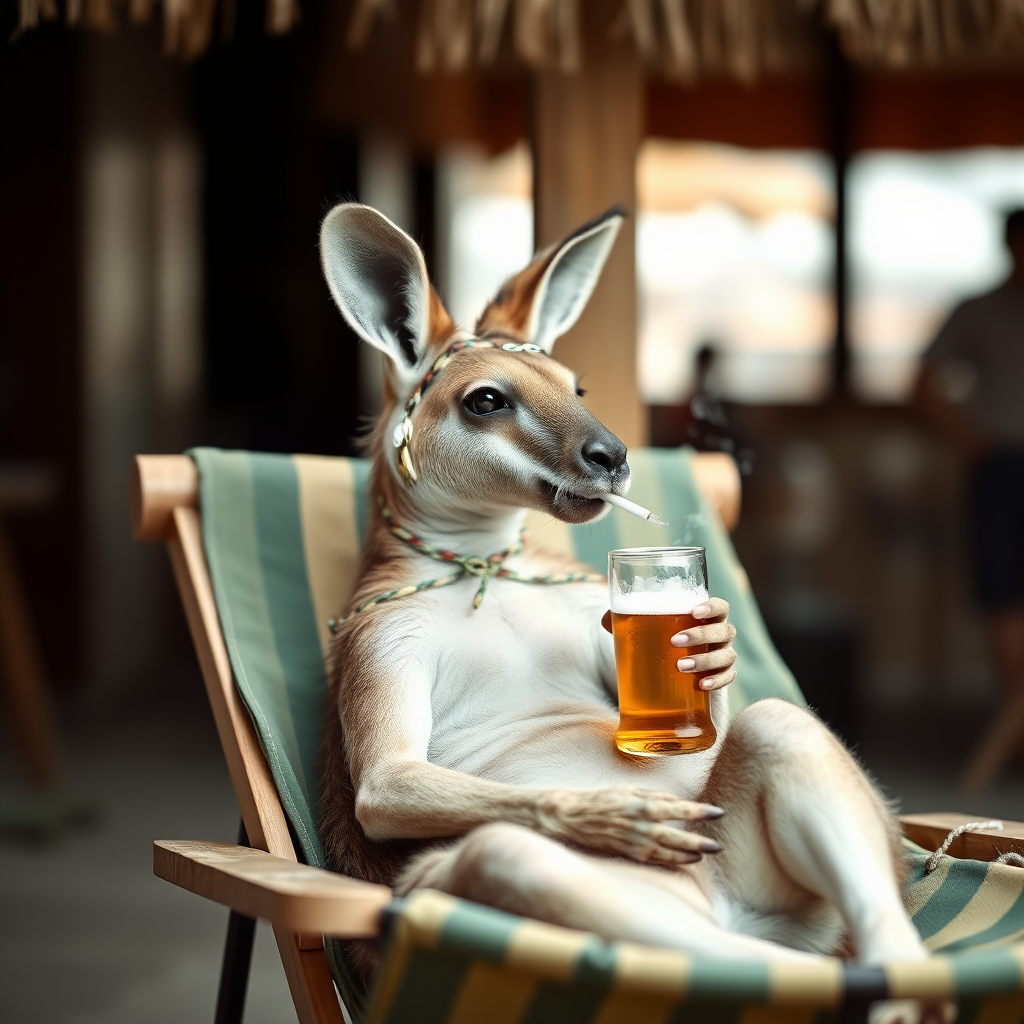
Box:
[609,548,716,756]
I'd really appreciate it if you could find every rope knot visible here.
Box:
[924,820,1003,873]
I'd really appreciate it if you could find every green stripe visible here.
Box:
[439,901,520,961]
[573,935,617,985]
[352,457,372,544]
[942,886,1024,954]
[192,448,325,868]
[570,512,620,578]
[950,948,1024,996]
[569,463,622,578]
[250,453,328,829]
[575,447,803,715]
[194,449,291,785]
[912,859,990,942]
[658,447,802,714]
[324,939,368,1024]
[378,947,469,1024]
[511,941,618,1024]
[687,959,772,1000]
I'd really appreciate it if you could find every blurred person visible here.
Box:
[914,208,1024,783]
[684,343,755,476]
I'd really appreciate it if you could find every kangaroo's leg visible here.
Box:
[696,698,925,966]
[397,821,825,964]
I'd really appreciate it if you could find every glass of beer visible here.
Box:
[609,547,716,756]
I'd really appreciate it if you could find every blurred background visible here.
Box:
[2,0,1024,1020]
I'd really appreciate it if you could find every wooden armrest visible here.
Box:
[154,840,392,937]
[130,455,198,541]
[899,813,1024,862]
[692,452,741,533]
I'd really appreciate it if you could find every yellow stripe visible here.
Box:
[612,943,689,997]
[365,918,414,1024]
[925,863,1024,952]
[594,992,676,1024]
[767,960,843,1006]
[884,958,956,1000]
[293,455,361,657]
[445,961,538,1024]
[399,890,459,950]
[958,925,1024,955]
[505,920,592,983]
[902,856,954,920]
[974,991,1024,1024]
[523,509,575,560]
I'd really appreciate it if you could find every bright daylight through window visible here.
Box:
[441,142,1024,409]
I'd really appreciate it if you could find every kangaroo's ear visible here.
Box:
[476,207,624,354]
[320,203,452,389]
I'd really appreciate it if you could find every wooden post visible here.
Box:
[531,6,646,448]
[0,520,63,787]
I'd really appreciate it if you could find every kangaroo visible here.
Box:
[317,203,939,1024]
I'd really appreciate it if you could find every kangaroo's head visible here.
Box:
[320,203,628,525]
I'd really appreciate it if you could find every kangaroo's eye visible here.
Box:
[464,388,510,416]
[576,386,587,397]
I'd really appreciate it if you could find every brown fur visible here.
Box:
[315,205,928,1010]
[474,252,551,338]
[316,264,596,979]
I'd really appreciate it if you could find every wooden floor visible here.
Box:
[0,665,297,1024]
[2,669,1024,1024]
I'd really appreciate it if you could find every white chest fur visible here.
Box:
[388,562,727,797]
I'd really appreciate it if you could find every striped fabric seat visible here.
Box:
[372,890,1024,1024]
[190,446,1024,1023]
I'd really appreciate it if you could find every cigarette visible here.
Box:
[600,492,668,526]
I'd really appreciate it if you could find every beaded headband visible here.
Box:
[392,335,546,486]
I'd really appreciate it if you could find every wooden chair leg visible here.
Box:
[960,692,1024,794]
[215,910,256,1024]
[214,820,256,1024]
[0,519,63,786]
[273,926,345,1024]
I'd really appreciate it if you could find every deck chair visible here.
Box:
[132,446,1024,1024]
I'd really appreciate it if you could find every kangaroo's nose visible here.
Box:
[582,435,627,474]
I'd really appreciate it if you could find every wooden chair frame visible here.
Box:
[131,452,1024,1024]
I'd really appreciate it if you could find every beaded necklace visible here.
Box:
[338,502,603,620]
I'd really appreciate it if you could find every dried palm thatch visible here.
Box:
[371,0,795,80]
[14,0,301,58]
[821,0,1024,66]
[14,0,1024,72]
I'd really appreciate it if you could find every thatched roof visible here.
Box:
[16,0,1024,75]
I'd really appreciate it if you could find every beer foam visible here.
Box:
[610,574,709,615]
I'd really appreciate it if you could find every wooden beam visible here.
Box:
[129,454,198,542]
[532,0,646,448]
[166,506,294,859]
[136,458,354,1022]
[154,840,392,936]
[0,519,63,786]
[900,812,1024,863]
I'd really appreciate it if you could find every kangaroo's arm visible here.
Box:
[357,756,572,841]
[341,659,720,868]
[596,615,617,699]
